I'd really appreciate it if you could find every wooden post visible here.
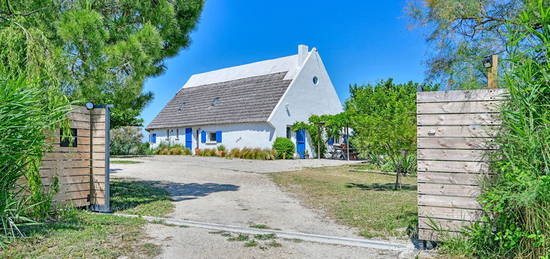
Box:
[488,55,498,89]
[346,124,350,161]
[317,127,321,159]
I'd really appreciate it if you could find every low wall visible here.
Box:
[40,105,111,212]
[416,89,507,241]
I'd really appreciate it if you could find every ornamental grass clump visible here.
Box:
[0,72,71,246]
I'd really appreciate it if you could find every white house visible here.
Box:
[146,45,343,158]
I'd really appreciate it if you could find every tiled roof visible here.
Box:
[146,72,291,130]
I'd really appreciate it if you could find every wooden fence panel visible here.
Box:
[417,89,507,241]
[39,105,110,212]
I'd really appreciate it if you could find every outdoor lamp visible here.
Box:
[483,56,493,68]
[85,102,94,110]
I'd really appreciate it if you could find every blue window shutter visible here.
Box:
[201,131,206,143]
[216,131,222,143]
[152,134,156,144]
[328,137,334,145]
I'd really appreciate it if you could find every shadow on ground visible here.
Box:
[153,182,240,202]
[111,179,240,211]
[345,182,417,191]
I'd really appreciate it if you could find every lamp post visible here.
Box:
[483,55,498,89]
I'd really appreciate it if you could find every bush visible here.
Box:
[110,126,149,156]
[153,143,191,156]
[0,73,71,245]
[217,145,226,151]
[272,137,295,159]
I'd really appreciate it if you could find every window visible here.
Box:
[208,132,217,143]
[178,103,187,111]
[211,97,220,106]
[312,76,319,85]
[286,126,291,139]
[60,128,77,147]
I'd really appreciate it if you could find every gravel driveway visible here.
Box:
[112,156,413,258]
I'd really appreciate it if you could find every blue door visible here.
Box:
[185,128,193,150]
[151,134,156,144]
[296,129,306,159]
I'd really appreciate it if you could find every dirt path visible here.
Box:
[112,156,413,258]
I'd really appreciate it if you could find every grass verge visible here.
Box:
[1,178,175,258]
[111,160,143,164]
[271,165,417,239]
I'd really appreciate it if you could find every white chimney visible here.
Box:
[298,44,309,66]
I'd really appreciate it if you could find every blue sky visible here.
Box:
[141,0,429,129]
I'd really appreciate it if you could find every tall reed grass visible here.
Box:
[446,2,549,257]
[0,72,71,245]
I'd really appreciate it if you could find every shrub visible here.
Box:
[217,145,226,151]
[272,137,295,159]
[153,143,191,156]
[110,126,149,156]
[0,72,71,245]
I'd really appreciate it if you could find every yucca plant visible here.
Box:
[0,72,71,246]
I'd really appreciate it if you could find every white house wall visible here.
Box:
[148,122,275,153]
[268,49,344,157]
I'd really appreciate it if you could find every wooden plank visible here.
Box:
[419,217,475,232]
[417,126,499,138]
[69,120,90,129]
[91,137,106,145]
[418,137,497,150]
[418,160,490,173]
[90,108,106,115]
[418,114,502,126]
[418,229,462,241]
[92,160,106,168]
[54,190,89,201]
[417,89,508,103]
[58,183,91,193]
[418,183,482,197]
[42,175,90,185]
[70,105,90,114]
[41,160,90,169]
[417,149,491,161]
[92,144,105,153]
[418,172,490,185]
[91,122,105,130]
[40,167,104,177]
[42,152,90,161]
[418,195,481,209]
[53,144,91,153]
[418,206,484,221]
[67,112,90,122]
[418,101,503,114]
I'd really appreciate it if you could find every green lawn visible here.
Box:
[271,165,417,239]
[1,178,174,258]
[111,160,143,164]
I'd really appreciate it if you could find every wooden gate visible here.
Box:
[416,89,507,241]
[40,105,111,212]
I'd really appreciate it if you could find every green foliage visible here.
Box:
[110,127,151,156]
[406,0,523,89]
[0,72,71,245]
[345,79,436,188]
[216,145,226,152]
[272,137,295,159]
[0,0,204,127]
[153,143,191,156]
[458,2,550,257]
[292,113,349,158]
